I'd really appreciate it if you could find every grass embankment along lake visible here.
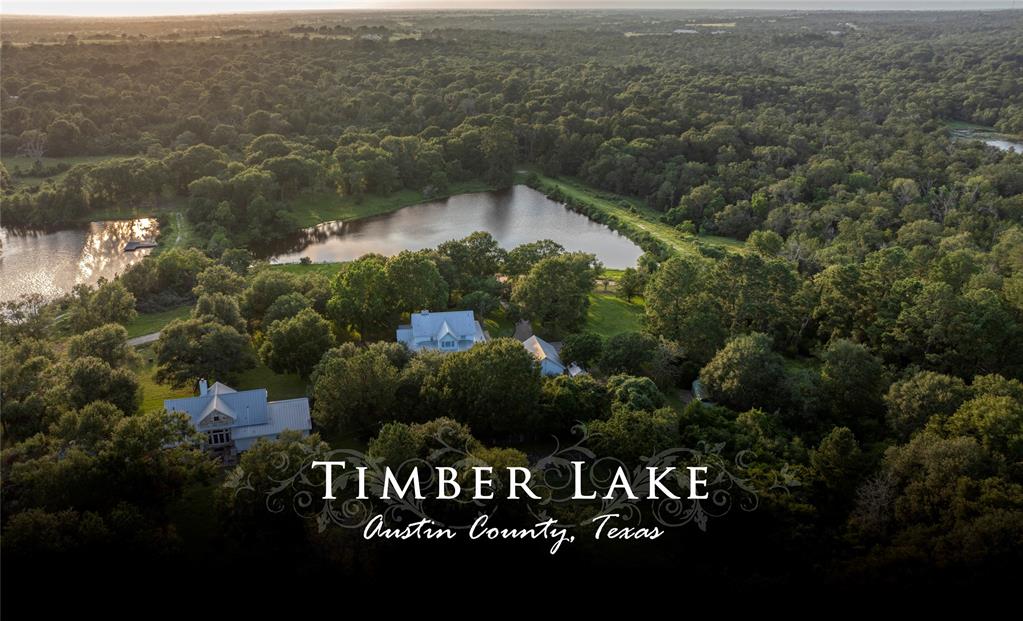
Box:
[86,198,197,254]
[268,262,346,278]
[944,120,1021,136]
[522,170,744,259]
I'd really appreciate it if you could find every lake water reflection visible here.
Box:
[0,219,158,303]
[260,185,644,269]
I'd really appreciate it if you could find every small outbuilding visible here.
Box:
[522,334,566,376]
[691,379,714,405]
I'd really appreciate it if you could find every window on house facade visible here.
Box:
[207,429,232,446]
[441,339,456,350]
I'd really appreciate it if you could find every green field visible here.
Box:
[2,154,115,189]
[585,293,645,336]
[525,170,744,259]
[285,179,496,229]
[124,305,191,338]
[235,363,308,401]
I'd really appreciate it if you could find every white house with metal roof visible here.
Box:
[164,379,312,463]
[396,309,488,352]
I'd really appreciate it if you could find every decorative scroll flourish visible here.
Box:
[225,422,800,533]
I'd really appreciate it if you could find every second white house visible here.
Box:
[396,309,488,353]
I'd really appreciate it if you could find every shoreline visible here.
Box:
[3,170,743,292]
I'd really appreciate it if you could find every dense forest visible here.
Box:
[2,9,1023,596]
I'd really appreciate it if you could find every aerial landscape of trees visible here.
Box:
[2,8,1022,593]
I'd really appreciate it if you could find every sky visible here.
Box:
[1,1,1017,17]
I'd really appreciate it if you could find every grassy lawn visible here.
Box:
[585,292,645,336]
[269,262,346,278]
[600,268,627,281]
[133,345,307,413]
[235,363,308,401]
[124,305,191,338]
[285,179,496,228]
[2,155,115,189]
[483,307,516,338]
[525,170,743,259]
[133,346,193,413]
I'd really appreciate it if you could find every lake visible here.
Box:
[950,127,1023,153]
[259,185,644,269]
[980,137,1023,153]
[0,219,158,303]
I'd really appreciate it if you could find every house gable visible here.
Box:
[164,382,312,458]
[198,406,236,429]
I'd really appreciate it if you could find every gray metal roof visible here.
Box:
[165,386,270,428]
[522,334,562,366]
[408,310,480,340]
[232,398,312,439]
[397,309,486,350]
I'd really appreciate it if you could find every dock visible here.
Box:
[124,240,158,251]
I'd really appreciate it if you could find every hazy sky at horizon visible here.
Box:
[1,1,1018,18]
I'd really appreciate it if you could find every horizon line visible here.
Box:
[2,6,1021,19]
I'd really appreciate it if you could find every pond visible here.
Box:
[258,184,644,269]
[0,219,158,303]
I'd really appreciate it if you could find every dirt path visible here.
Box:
[174,212,184,245]
[513,319,533,341]
[127,331,161,347]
